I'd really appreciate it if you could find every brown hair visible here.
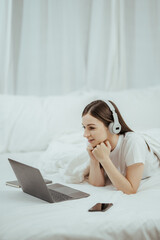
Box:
[82,100,133,134]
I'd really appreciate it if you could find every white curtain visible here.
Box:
[0,0,13,93]
[0,0,160,96]
[86,0,127,91]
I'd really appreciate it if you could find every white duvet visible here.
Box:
[38,131,90,183]
[1,129,160,240]
[0,152,160,240]
[38,128,160,184]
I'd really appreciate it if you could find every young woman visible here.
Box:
[82,100,159,194]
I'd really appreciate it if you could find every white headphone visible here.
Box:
[106,100,121,134]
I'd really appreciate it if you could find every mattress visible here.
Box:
[0,152,160,240]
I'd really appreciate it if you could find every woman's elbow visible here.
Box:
[94,183,105,187]
[123,188,138,195]
[117,186,138,195]
[89,180,105,187]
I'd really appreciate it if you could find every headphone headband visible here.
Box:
[106,100,121,134]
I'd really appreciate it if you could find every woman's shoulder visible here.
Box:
[121,132,148,167]
[123,131,146,146]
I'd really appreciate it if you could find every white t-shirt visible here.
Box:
[109,132,160,179]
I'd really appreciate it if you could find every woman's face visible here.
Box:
[82,113,109,147]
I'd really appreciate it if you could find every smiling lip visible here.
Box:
[88,139,94,143]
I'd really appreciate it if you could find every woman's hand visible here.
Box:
[92,140,111,164]
[87,144,96,160]
[87,143,105,186]
[87,144,97,162]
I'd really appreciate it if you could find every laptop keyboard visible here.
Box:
[49,189,73,202]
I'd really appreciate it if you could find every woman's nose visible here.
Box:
[83,129,90,138]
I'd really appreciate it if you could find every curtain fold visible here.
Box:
[0,0,160,96]
[0,0,13,93]
[105,0,127,91]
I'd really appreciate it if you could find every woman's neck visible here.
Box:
[110,134,119,151]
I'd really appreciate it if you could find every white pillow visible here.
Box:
[0,92,93,153]
[1,85,160,153]
[42,92,95,141]
[1,95,48,152]
[88,85,160,131]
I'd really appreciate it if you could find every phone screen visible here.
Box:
[88,203,113,212]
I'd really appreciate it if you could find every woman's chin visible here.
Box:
[91,140,106,148]
[91,142,98,148]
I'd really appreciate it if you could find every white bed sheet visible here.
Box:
[1,152,160,240]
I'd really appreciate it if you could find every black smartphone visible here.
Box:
[6,179,52,188]
[88,203,113,212]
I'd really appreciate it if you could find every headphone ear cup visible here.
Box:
[108,122,121,134]
[108,123,114,134]
[113,123,121,134]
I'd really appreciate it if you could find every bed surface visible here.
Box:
[1,152,160,240]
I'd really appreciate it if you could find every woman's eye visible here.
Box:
[89,127,95,130]
[82,126,95,130]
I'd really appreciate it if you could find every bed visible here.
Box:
[1,85,160,240]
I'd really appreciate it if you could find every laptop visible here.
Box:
[8,158,90,203]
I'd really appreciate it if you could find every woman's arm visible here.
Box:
[88,158,105,186]
[87,144,105,187]
[101,159,144,194]
[92,142,144,194]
